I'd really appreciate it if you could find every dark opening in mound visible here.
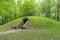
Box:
[11,17,29,29]
[22,17,29,24]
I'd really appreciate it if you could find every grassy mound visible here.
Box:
[0,16,60,40]
[27,16,60,29]
[0,16,60,31]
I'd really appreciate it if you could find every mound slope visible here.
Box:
[12,16,60,30]
[0,16,60,31]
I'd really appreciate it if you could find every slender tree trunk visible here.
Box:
[46,0,50,18]
[1,16,5,25]
[14,12,17,19]
[56,0,60,21]
[4,15,8,23]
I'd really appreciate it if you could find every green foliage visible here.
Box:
[19,0,38,16]
[0,0,60,25]
[0,0,21,25]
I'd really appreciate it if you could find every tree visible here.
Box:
[18,0,38,16]
[0,0,17,25]
[56,0,60,21]
[45,0,51,18]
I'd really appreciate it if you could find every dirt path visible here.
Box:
[0,29,21,35]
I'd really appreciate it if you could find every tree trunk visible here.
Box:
[46,0,50,18]
[56,0,60,21]
[1,16,5,25]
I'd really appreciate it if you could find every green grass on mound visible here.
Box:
[0,16,60,32]
[27,16,60,29]
[0,18,22,32]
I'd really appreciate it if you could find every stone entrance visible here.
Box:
[11,17,29,29]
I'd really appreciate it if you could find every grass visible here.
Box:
[0,18,22,32]
[0,16,60,32]
[27,16,60,29]
[0,29,60,40]
[0,16,60,40]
